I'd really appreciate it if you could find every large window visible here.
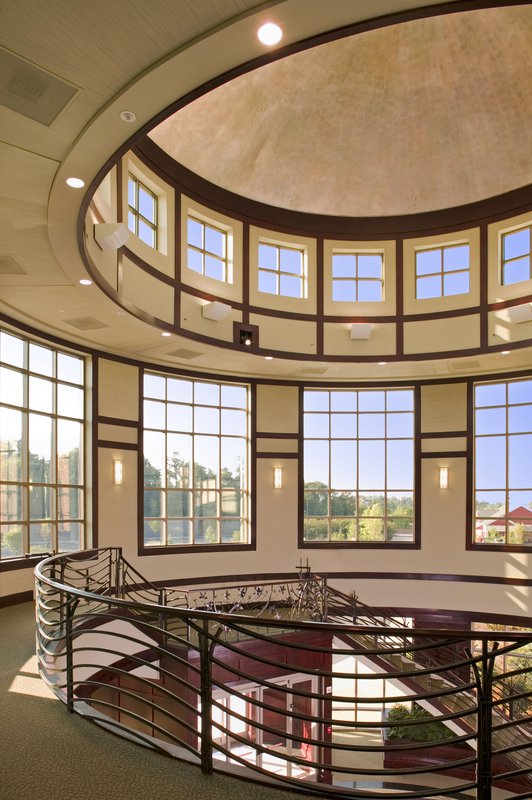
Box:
[332,252,383,302]
[0,329,86,561]
[128,173,158,248]
[258,242,307,298]
[187,216,231,283]
[474,377,532,547]
[501,225,531,286]
[303,388,414,544]
[415,243,470,299]
[143,373,249,547]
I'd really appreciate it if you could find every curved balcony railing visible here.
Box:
[35,548,532,800]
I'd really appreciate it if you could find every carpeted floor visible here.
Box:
[0,601,314,800]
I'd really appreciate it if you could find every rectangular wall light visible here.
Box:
[113,459,123,486]
[273,467,283,489]
[438,466,449,489]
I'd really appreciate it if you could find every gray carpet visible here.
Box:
[0,602,318,800]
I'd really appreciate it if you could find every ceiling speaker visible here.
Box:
[350,323,372,340]
[94,222,130,251]
[507,303,532,324]
[202,301,231,321]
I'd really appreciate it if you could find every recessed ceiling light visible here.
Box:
[378,361,387,366]
[79,279,92,286]
[66,177,85,188]
[257,22,283,46]
[265,356,273,360]
[161,332,171,337]
[501,350,510,355]
[119,110,136,123]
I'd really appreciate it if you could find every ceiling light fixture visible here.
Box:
[161,332,171,337]
[378,361,387,366]
[66,177,85,188]
[79,279,92,286]
[501,350,510,355]
[119,110,136,123]
[265,356,273,360]
[257,22,283,46]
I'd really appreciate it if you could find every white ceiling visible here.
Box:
[1,0,531,382]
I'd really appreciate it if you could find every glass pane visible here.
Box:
[304,440,329,486]
[29,489,50,531]
[29,522,52,553]
[1,524,23,558]
[416,249,441,276]
[509,490,532,513]
[187,247,203,272]
[279,274,302,297]
[387,518,413,542]
[331,519,356,540]
[305,490,328,516]
[221,409,246,436]
[332,280,356,302]
[138,219,155,248]
[0,332,24,367]
[58,521,82,552]
[258,270,277,294]
[304,391,329,412]
[167,491,190,517]
[476,491,506,518]
[303,518,328,541]
[138,186,155,223]
[167,402,192,432]
[332,254,356,278]
[387,412,413,438]
[168,520,192,545]
[0,407,22,481]
[205,255,224,281]
[194,405,219,434]
[144,489,163,518]
[475,382,505,407]
[508,379,532,405]
[0,366,23,406]
[359,440,385,489]
[194,435,218,487]
[358,255,382,278]
[280,248,302,275]
[144,431,165,487]
[194,489,217,517]
[29,414,52,483]
[144,373,165,399]
[221,385,247,409]
[331,491,356,516]
[167,378,192,403]
[29,343,53,376]
[387,440,414,490]
[58,488,82,520]
[258,244,277,270]
[187,218,203,248]
[359,413,385,438]
[443,271,469,296]
[509,434,532,489]
[359,516,384,541]
[194,518,218,544]
[205,225,225,257]
[144,399,165,429]
[221,519,246,543]
[388,492,414,516]
[221,438,246,489]
[57,353,83,384]
[167,433,191,488]
[29,376,53,413]
[475,407,506,435]
[503,228,530,260]
[387,390,414,411]
[331,392,357,412]
[331,413,356,438]
[57,384,84,419]
[128,210,136,233]
[443,245,469,271]
[221,490,242,517]
[417,275,441,299]
[475,437,506,489]
[304,413,329,438]
[144,519,164,546]
[57,419,83,484]
[358,280,382,302]
[0,484,22,521]
[359,391,385,412]
[503,257,530,285]
[331,440,356,489]
[194,382,219,406]
[128,177,136,208]
[508,405,532,433]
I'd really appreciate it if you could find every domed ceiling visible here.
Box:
[149,5,532,217]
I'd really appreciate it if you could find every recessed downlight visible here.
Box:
[501,350,510,355]
[119,110,136,123]
[66,177,85,188]
[79,279,92,286]
[257,22,283,46]
[378,361,387,366]
[161,332,171,337]
[265,356,274,360]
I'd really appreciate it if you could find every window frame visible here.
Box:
[501,224,532,287]
[300,386,418,549]
[331,250,384,303]
[140,370,253,554]
[128,173,158,249]
[258,241,308,299]
[415,242,470,300]
[186,214,232,284]
[0,328,88,567]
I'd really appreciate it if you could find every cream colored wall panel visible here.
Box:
[180,195,243,303]
[98,358,139,421]
[403,227,480,314]
[249,226,317,314]
[421,383,467,433]
[257,438,299,453]
[98,450,138,557]
[180,291,241,342]
[92,166,117,223]
[250,313,316,354]
[323,321,396,356]
[404,316,479,354]
[121,256,174,323]
[85,211,119,289]
[487,211,532,304]
[0,567,35,598]
[421,437,466,452]
[98,423,138,444]
[488,308,532,347]
[257,385,299,433]
[323,238,396,316]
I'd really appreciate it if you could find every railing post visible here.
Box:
[158,589,167,645]
[199,618,213,774]
[65,598,75,714]
[476,639,497,800]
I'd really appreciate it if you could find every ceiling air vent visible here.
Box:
[65,317,109,331]
[0,255,26,274]
[168,348,202,360]
[0,48,77,126]
[299,367,328,375]
[450,360,481,372]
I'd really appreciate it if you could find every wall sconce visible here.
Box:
[438,466,449,489]
[273,467,283,489]
[113,459,123,486]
